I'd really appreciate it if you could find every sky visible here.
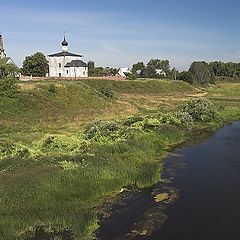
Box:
[1,0,240,70]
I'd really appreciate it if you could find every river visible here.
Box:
[98,121,240,240]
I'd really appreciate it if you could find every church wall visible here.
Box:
[48,56,83,77]
[66,66,88,78]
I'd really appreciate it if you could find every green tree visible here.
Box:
[177,71,194,84]
[189,61,215,85]
[88,61,95,71]
[209,61,240,78]
[147,59,170,72]
[209,61,226,76]
[88,61,95,76]
[132,62,146,74]
[0,58,20,78]
[22,52,48,77]
[141,66,158,78]
[225,62,237,77]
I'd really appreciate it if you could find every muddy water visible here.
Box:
[98,121,240,240]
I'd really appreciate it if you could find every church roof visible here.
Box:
[61,36,68,46]
[48,52,83,57]
[64,60,87,68]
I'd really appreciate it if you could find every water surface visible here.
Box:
[150,121,240,240]
[98,121,240,240]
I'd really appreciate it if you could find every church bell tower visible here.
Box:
[0,34,6,59]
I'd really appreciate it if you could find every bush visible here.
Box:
[122,116,145,126]
[181,98,216,122]
[0,77,19,98]
[157,112,181,125]
[0,139,30,159]
[175,111,194,130]
[177,71,194,84]
[96,86,114,99]
[125,73,138,80]
[36,134,84,153]
[85,120,120,141]
[47,84,57,93]
[143,117,161,130]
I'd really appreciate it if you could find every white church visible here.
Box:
[47,36,88,78]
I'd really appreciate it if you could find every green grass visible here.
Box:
[0,77,239,239]
[0,127,185,239]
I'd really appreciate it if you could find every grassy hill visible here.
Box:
[0,78,239,240]
[0,79,201,142]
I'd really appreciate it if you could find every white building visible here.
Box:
[48,36,88,78]
[118,67,131,77]
[155,69,166,77]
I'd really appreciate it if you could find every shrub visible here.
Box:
[177,71,194,84]
[181,98,216,122]
[122,116,145,127]
[143,117,161,130]
[0,139,30,159]
[36,134,84,154]
[96,86,114,99]
[125,73,138,80]
[0,77,19,98]
[157,112,181,125]
[175,111,194,130]
[85,120,120,141]
[47,84,57,93]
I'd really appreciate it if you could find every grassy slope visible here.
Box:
[0,79,200,142]
[0,78,239,240]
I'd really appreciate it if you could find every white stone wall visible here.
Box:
[48,56,87,77]
[65,66,88,78]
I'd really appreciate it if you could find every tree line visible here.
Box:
[130,59,240,85]
[1,50,240,86]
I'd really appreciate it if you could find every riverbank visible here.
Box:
[149,121,240,240]
[0,78,239,239]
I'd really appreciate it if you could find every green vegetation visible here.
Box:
[189,61,215,85]
[0,58,20,78]
[131,59,175,79]
[0,77,239,239]
[0,77,19,98]
[21,52,49,77]
[87,62,118,77]
[177,71,194,84]
[209,61,240,78]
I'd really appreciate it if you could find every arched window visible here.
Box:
[59,63,61,68]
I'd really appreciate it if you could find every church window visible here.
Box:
[59,63,61,68]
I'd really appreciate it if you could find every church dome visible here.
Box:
[61,36,68,46]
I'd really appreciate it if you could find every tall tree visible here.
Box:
[189,61,215,85]
[132,62,145,74]
[209,61,225,76]
[88,61,95,71]
[22,52,48,77]
[147,59,170,72]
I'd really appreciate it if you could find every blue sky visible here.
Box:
[1,0,240,70]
